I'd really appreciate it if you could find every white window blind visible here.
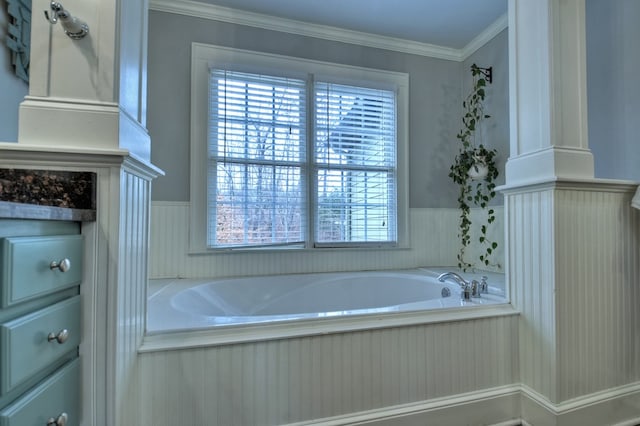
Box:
[208,69,307,248]
[314,82,397,245]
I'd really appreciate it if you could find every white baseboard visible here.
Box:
[283,383,640,426]
[521,383,640,426]
[284,385,522,426]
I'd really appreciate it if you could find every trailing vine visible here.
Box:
[448,64,500,271]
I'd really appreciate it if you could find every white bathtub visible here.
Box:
[146,267,507,334]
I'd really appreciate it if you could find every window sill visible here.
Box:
[187,243,411,256]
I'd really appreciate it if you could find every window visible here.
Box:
[314,82,396,245]
[190,43,408,252]
[209,70,307,247]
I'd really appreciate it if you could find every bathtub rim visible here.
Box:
[148,268,507,325]
[141,266,514,353]
[140,302,518,353]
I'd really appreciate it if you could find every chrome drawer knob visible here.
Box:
[47,412,68,426]
[47,329,70,344]
[50,258,71,272]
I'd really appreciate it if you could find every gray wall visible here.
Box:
[147,11,484,208]
[587,0,640,182]
[0,0,27,143]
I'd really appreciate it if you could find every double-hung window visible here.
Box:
[190,44,408,251]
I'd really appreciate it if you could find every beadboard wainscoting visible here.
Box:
[137,314,520,425]
[114,168,154,426]
[506,181,640,424]
[148,203,505,279]
[76,158,159,426]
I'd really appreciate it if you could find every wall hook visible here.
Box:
[44,1,89,40]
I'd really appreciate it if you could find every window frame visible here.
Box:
[189,42,409,253]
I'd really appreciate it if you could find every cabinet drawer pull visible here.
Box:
[50,258,71,272]
[47,412,68,426]
[47,329,70,344]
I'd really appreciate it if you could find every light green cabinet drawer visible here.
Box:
[0,235,82,308]
[0,359,79,426]
[0,297,80,395]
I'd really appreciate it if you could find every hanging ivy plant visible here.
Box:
[448,64,500,271]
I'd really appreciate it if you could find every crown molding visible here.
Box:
[149,0,468,61]
[149,0,507,62]
[461,13,508,60]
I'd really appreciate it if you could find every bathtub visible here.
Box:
[146,267,507,335]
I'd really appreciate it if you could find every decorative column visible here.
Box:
[507,0,593,185]
[18,0,150,160]
[506,1,640,425]
[12,1,159,425]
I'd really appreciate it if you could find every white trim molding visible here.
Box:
[521,383,640,426]
[283,385,523,426]
[461,13,508,60]
[300,383,640,426]
[18,97,152,161]
[148,0,507,61]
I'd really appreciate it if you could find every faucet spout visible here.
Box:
[437,272,469,288]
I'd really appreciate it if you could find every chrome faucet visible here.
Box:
[437,272,468,287]
[438,272,481,300]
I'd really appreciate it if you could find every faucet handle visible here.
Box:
[480,276,489,294]
[461,285,471,301]
[471,280,481,298]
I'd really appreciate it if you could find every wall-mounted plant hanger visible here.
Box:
[472,64,493,84]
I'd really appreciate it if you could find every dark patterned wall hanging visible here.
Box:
[6,0,31,83]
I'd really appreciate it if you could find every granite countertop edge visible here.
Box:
[0,201,96,222]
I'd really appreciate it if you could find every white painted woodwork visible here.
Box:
[149,204,505,279]
[506,181,640,409]
[506,0,594,185]
[19,0,151,160]
[138,314,520,425]
[112,167,153,426]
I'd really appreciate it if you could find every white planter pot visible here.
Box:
[468,161,489,180]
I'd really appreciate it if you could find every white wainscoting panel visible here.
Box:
[149,203,504,279]
[506,188,557,400]
[507,182,640,405]
[113,166,154,426]
[554,187,640,401]
[138,314,519,425]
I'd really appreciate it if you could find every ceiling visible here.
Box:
[194,0,508,49]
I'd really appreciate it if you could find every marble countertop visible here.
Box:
[0,201,96,221]
[0,168,96,221]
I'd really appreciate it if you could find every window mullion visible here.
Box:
[242,83,250,245]
[307,72,316,249]
[271,85,276,243]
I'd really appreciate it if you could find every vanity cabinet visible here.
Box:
[0,219,83,426]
